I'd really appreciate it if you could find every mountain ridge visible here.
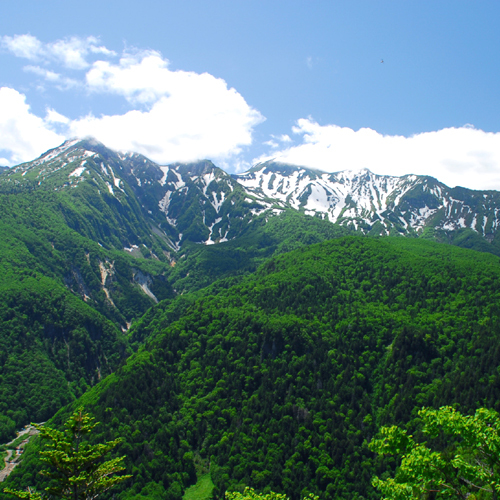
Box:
[3,138,500,254]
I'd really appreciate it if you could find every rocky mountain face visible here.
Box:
[3,139,500,254]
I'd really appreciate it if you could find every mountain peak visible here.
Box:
[247,160,323,176]
[170,160,220,177]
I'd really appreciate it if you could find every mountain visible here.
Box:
[0,140,176,440]
[6,237,500,500]
[4,139,500,498]
[2,139,500,439]
[0,269,130,442]
[4,139,500,256]
[235,161,500,248]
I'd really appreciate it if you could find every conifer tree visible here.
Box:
[4,408,130,500]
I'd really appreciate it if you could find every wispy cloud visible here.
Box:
[1,34,43,60]
[306,56,321,70]
[24,65,80,89]
[263,134,293,149]
[1,34,116,69]
[256,118,500,190]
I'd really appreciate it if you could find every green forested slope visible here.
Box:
[0,266,131,442]
[0,173,348,443]
[0,187,173,441]
[164,210,353,295]
[7,237,500,500]
[0,191,175,324]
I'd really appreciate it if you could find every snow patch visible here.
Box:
[159,191,171,213]
[159,166,170,186]
[100,162,109,176]
[205,217,223,245]
[211,191,226,212]
[124,245,139,252]
[69,166,86,177]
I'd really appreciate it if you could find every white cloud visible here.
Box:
[46,108,70,125]
[218,157,252,174]
[258,119,500,190]
[1,34,43,60]
[0,87,65,165]
[0,39,264,165]
[263,134,293,149]
[69,87,263,164]
[24,65,80,89]
[70,50,264,163]
[1,34,115,69]
[48,36,107,69]
[24,65,61,82]
[85,51,173,103]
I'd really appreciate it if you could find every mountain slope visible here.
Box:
[0,262,130,442]
[8,237,500,500]
[236,161,500,246]
[0,142,178,441]
[3,138,500,449]
[4,140,500,256]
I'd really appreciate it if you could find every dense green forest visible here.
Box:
[0,187,177,441]
[0,169,353,442]
[0,267,129,442]
[5,236,500,500]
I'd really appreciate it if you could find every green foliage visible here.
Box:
[168,210,352,294]
[183,474,214,500]
[370,406,500,499]
[7,141,500,500]
[0,179,175,439]
[0,269,130,441]
[9,237,500,500]
[4,409,130,500]
[3,488,42,500]
[6,232,500,500]
[226,487,318,500]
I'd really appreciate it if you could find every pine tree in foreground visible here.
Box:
[4,408,131,500]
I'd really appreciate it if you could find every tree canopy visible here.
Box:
[370,406,500,499]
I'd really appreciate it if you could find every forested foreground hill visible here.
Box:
[0,176,349,442]
[0,189,176,442]
[7,237,500,500]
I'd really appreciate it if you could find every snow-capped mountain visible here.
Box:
[3,139,500,253]
[235,161,500,239]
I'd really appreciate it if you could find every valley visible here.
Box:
[0,424,39,483]
[1,140,500,499]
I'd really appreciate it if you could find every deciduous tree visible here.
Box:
[370,406,500,499]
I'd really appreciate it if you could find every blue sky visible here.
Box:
[2,1,500,189]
